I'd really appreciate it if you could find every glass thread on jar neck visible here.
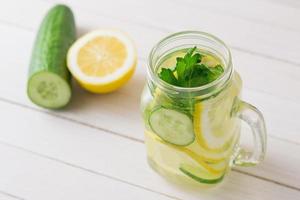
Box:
[147,31,234,99]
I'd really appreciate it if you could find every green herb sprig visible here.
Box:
[159,47,224,87]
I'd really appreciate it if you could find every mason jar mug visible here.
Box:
[140,31,267,185]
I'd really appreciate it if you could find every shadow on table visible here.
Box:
[77,26,90,37]
[154,170,256,199]
[62,65,146,114]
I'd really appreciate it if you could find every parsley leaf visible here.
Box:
[159,68,178,85]
[158,47,224,87]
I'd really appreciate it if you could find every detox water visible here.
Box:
[141,48,242,184]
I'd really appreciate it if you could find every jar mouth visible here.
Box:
[147,31,233,95]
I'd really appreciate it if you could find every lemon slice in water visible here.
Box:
[193,83,239,152]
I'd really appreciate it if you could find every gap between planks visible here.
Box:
[0,190,25,200]
[0,96,300,193]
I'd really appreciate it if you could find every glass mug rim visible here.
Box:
[147,30,234,96]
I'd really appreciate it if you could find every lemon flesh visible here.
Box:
[67,29,137,93]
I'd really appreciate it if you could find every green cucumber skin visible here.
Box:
[148,107,195,146]
[28,5,76,97]
[179,167,224,184]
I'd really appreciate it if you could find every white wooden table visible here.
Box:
[0,0,299,199]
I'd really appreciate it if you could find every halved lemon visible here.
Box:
[67,29,137,93]
[194,101,235,152]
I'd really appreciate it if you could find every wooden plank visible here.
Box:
[176,0,300,32]
[237,134,300,189]
[0,144,175,200]
[45,0,300,64]
[243,89,300,144]
[0,101,299,199]
[268,0,300,8]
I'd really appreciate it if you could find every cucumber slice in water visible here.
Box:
[179,163,224,184]
[149,108,195,146]
[28,71,71,109]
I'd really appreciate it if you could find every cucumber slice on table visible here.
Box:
[179,164,224,184]
[149,107,195,146]
[27,5,76,109]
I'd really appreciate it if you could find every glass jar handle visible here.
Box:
[233,99,267,166]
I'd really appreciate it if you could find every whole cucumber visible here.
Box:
[27,4,76,109]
